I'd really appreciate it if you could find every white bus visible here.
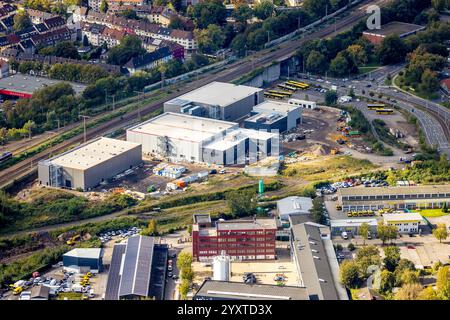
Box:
[287,98,317,109]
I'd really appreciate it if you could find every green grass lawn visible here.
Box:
[418,209,448,218]
[358,66,380,75]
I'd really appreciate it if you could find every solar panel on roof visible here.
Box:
[118,236,139,296]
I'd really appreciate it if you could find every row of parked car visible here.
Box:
[317,178,389,195]
[98,227,142,243]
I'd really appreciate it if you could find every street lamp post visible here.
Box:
[134,90,144,120]
[79,115,91,143]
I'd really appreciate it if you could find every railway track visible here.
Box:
[0,0,382,188]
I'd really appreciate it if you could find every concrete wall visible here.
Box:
[243,63,281,88]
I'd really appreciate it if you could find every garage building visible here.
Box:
[163,81,264,121]
[63,248,103,274]
[127,112,280,165]
[330,218,378,237]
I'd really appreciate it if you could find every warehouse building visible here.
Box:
[62,248,103,274]
[105,235,168,300]
[277,196,313,221]
[383,212,423,234]
[290,222,348,300]
[244,101,302,133]
[38,137,142,191]
[163,82,264,121]
[0,74,86,98]
[192,214,277,261]
[127,112,280,165]
[338,185,450,212]
[193,280,309,300]
[330,218,378,237]
[362,21,425,45]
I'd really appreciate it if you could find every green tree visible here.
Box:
[432,0,448,11]
[233,4,253,24]
[339,260,361,289]
[306,50,327,74]
[253,0,274,20]
[329,54,350,77]
[310,197,325,223]
[377,35,407,65]
[303,0,329,18]
[380,270,396,293]
[189,0,227,29]
[400,269,420,285]
[395,283,423,300]
[179,279,190,299]
[100,0,109,13]
[346,44,368,66]
[324,90,338,106]
[13,11,32,32]
[176,251,193,271]
[355,245,381,276]
[231,34,246,57]
[419,69,439,96]
[418,286,440,300]
[22,120,35,139]
[195,24,225,54]
[383,246,400,272]
[226,188,257,217]
[433,224,448,243]
[436,266,450,299]
[358,222,370,245]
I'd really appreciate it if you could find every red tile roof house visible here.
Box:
[440,78,450,96]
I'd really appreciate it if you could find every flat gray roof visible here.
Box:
[0,74,86,95]
[48,137,141,170]
[363,21,425,37]
[194,280,309,300]
[168,81,263,108]
[127,112,237,143]
[253,100,300,115]
[383,212,423,222]
[330,218,378,228]
[63,248,102,259]
[216,218,277,231]
[291,223,340,300]
[338,185,450,197]
[277,196,313,217]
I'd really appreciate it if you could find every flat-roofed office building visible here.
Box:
[338,185,450,212]
[38,137,142,190]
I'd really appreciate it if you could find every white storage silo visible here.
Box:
[213,251,231,281]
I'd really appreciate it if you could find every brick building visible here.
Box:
[192,214,277,261]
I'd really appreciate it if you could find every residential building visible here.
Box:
[244,100,302,133]
[124,46,172,74]
[148,6,176,27]
[105,235,168,300]
[42,16,66,31]
[74,7,196,50]
[276,196,313,221]
[338,185,450,212]
[141,37,185,59]
[0,59,9,78]
[383,212,424,234]
[362,21,426,45]
[26,8,57,24]
[290,222,348,300]
[38,137,142,190]
[164,82,264,121]
[63,248,104,273]
[126,112,279,165]
[101,26,126,47]
[192,214,277,261]
[88,0,147,12]
[330,218,378,237]
[193,280,309,300]
[30,27,75,48]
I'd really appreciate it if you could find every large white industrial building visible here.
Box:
[38,137,142,190]
[126,112,280,165]
[163,82,264,121]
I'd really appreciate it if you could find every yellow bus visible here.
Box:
[267,90,292,97]
[367,103,385,110]
[376,109,394,115]
[264,92,285,100]
[277,84,296,92]
[286,80,310,89]
[285,82,308,90]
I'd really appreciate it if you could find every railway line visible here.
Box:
[0,0,387,188]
